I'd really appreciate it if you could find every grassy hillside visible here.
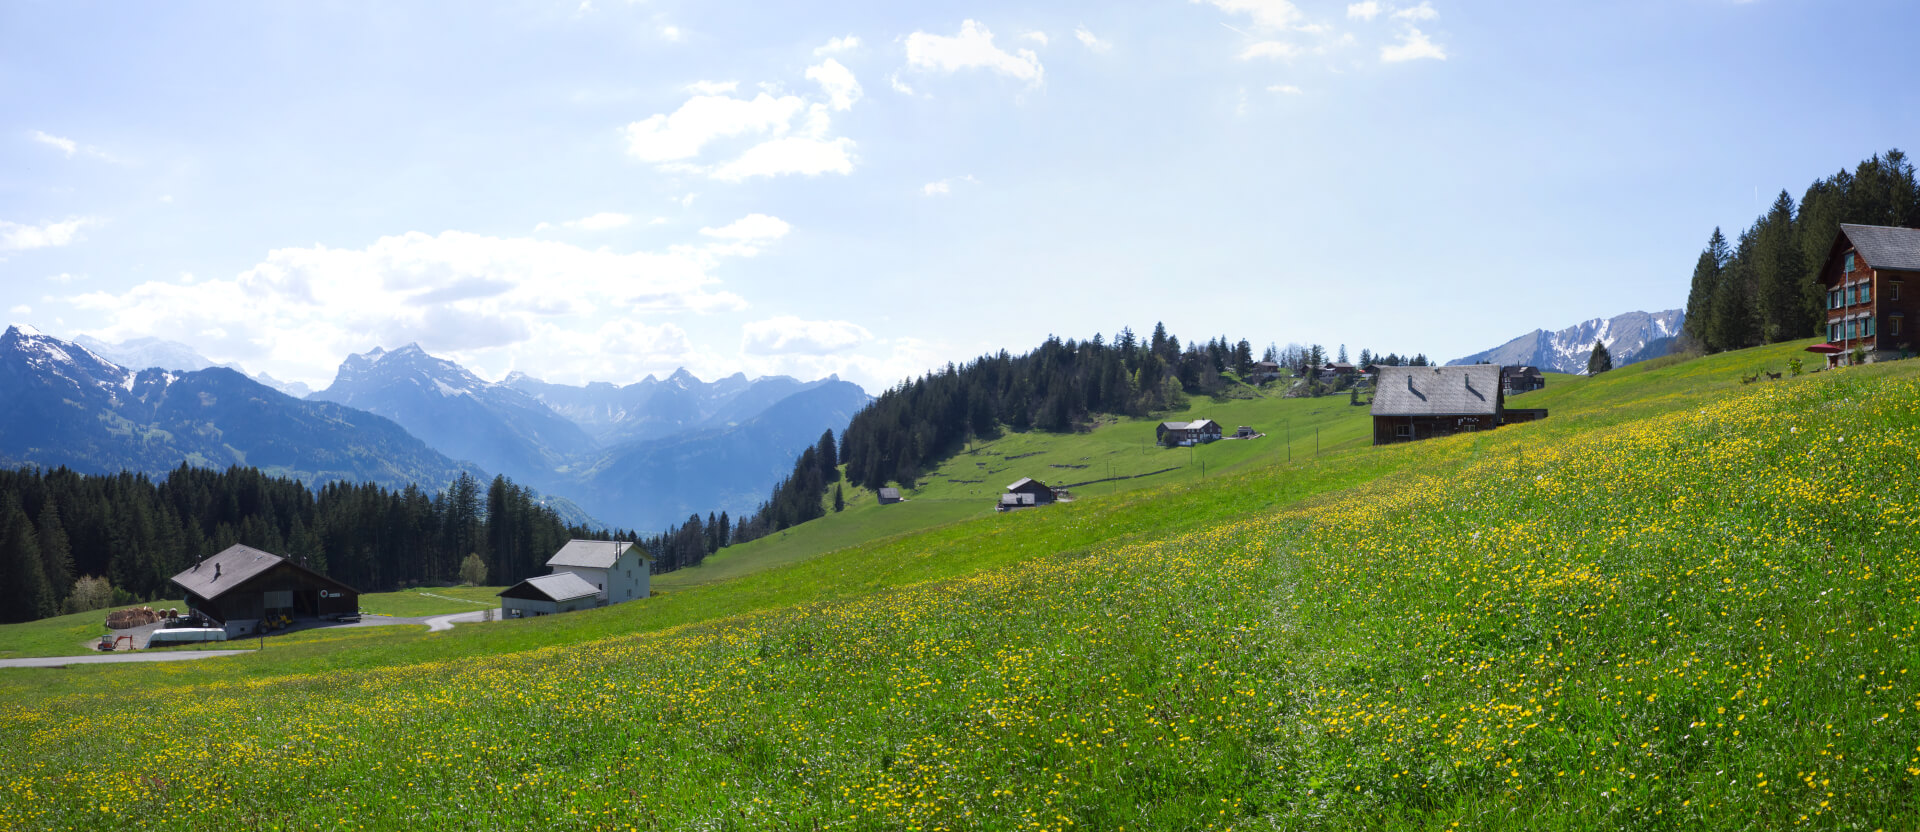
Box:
[0,599,184,659]
[5,342,1917,830]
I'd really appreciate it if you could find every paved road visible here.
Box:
[0,650,253,668]
[1,608,494,669]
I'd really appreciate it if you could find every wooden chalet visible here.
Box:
[1322,361,1358,376]
[1371,365,1547,445]
[1248,361,1284,382]
[998,477,1055,511]
[170,544,360,637]
[1156,418,1223,447]
[1813,224,1920,367]
[877,487,903,504]
[1502,365,1546,395]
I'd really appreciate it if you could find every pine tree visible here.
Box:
[832,484,845,512]
[1684,228,1727,348]
[35,500,73,607]
[0,494,55,623]
[1587,339,1613,375]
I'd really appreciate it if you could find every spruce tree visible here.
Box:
[832,484,845,512]
[36,500,73,607]
[1684,228,1727,348]
[0,494,55,623]
[1587,339,1613,375]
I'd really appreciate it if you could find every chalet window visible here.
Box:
[1829,323,1840,342]
[1867,317,1877,337]
[1845,320,1857,339]
[1861,283,1872,303]
[1893,315,1905,336]
[1846,286,1857,305]
[1845,252,1856,272]
[1895,282,1904,301]
[1395,425,1412,439]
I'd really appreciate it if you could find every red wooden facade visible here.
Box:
[1819,226,1920,365]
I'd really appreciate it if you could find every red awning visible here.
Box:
[1805,343,1845,354]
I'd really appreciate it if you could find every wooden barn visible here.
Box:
[877,487,903,504]
[1502,365,1546,395]
[1371,365,1519,445]
[169,544,360,637]
[1003,477,1055,508]
[1156,418,1223,447]
[1815,223,1920,366]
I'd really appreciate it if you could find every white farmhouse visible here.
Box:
[496,539,650,618]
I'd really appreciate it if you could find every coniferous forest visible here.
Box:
[1685,148,1920,351]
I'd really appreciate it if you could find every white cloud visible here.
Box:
[68,229,769,386]
[699,213,792,242]
[1021,31,1049,46]
[30,130,76,157]
[814,35,860,55]
[536,212,633,232]
[10,305,29,316]
[711,135,856,182]
[623,92,809,162]
[47,272,81,283]
[1,217,96,252]
[1239,41,1301,60]
[1392,1,1439,21]
[684,80,739,95]
[1074,26,1112,52]
[905,20,1044,85]
[741,316,873,355]
[921,175,976,196]
[1381,27,1446,62]
[1268,84,1304,94]
[805,58,862,111]
[660,25,683,41]
[1346,1,1382,20]
[888,73,917,95]
[1193,0,1302,30]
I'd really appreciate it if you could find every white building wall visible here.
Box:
[550,546,651,605]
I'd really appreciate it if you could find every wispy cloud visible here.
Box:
[1392,1,1438,21]
[813,35,860,55]
[1,217,97,252]
[30,130,76,157]
[535,212,633,232]
[1074,26,1112,53]
[1381,27,1446,62]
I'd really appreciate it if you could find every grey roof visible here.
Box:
[546,539,637,569]
[1188,418,1220,430]
[1007,477,1046,491]
[1371,365,1502,417]
[1840,224,1920,272]
[170,545,288,600]
[507,572,601,602]
[877,487,902,499]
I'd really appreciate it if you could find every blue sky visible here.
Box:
[4,0,1918,391]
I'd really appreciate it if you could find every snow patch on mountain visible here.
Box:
[1446,309,1686,374]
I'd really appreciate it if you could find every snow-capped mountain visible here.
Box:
[0,325,473,489]
[311,344,597,488]
[73,334,312,397]
[1446,310,1685,374]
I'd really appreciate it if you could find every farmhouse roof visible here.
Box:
[1840,223,1920,272]
[546,539,637,569]
[1188,418,1220,430]
[1370,365,1502,417]
[169,544,357,601]
[502,572,601,603]
[1007,477,1048,492]
[877,487,901,500]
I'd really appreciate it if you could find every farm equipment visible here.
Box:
[95,635,135,651]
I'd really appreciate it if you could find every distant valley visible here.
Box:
[0,327,869,531]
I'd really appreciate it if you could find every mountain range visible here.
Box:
[74,334,314,397]
[1,326,869,531]
[1445,309,1685,373]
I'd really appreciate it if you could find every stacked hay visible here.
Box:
[105,607,164,629]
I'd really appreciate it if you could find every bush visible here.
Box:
[458,553,488,587]
[62,575,114,614]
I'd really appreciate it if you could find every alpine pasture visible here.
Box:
[3,343,1918,830]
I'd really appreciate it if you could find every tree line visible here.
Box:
[1685,149,1920,352]
[723,324,1430,545]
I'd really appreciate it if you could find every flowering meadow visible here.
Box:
[2,357,1917,829]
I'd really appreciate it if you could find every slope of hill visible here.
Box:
[5,340,1906,830]
[1448,308,1684,372]
[0,325,474,489]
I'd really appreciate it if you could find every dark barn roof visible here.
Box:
[1840,223,1920,272]
[1007,477,1048,492]
[1371,365,1502,417]
[170,544,359,601]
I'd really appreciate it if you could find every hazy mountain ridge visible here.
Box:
[73,334,315,397]
[1446,310,1685,373]
[0,325,476,490]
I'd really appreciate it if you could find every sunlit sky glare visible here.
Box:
[4,0,1918,391]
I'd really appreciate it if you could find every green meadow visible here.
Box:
[5,342,1916,830]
